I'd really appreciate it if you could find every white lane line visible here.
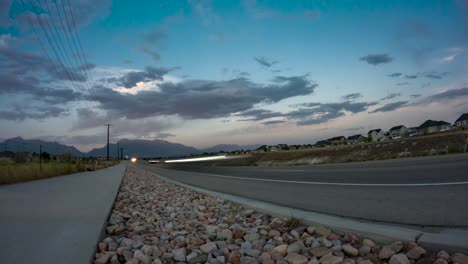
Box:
[151,167,468,187]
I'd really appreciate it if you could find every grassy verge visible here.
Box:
[0,160,119,185]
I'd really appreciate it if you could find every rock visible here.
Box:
[389,254,410,264]
[308,258,320,264]
[315,226,332,237]
[243,209,255,216]
[287,241,305,254]
[201,242,218,253]
[269,230,281,237]
[152,259,163,264]
[94,253,113,264]
[263,260,275,264]
[359,246,371,256]
[432,258,448,264]
[436,251,450,261]
[244,233,260,242]
[319,255,343,264]
[98,242,107,252]
[172,247,187,262]
[191,237,205,246]
[318,238,333,248]
[342,245,358,257]
[343,259,355,264]
[406,246,426,260]
[311,247,332,257]
[378,246,396,259]
[110,255,119,264]
[229,251,242,264]
[241,241,253,250]
[217,256,226,264]
[260,252,272,261]
[134,250,152,264]
[284,253,308,264]
[245,249,262,258]
[307,227,317,234]
[290,230,300,239]
[391,241,403,253]
[187,252,208,264]
[206,225,218,234]
[235,227,246,239]
[217,229,234,240]
[451,253,468,264]
[357,260,373,264]
[362,239,377,249]
[273,245,288,256]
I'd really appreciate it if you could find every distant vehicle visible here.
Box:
[148,160,160,164]
[130,157,137,163]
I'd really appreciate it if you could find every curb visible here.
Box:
[151,172,468,254]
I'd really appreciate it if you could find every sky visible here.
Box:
[0,0,467,152]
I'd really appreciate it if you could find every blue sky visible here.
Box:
[0,0,467,151]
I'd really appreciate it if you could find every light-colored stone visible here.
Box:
[217,229,233,240]
[342,245,358,257]
[284,253,308,264]
[201,242,218,253]
[311,247,332,257]
[451,253,468,264]
[319,255,343,264]
[287,241,305,254]
[273,244,288,256]
[389,254,410,264]
[315,226,332,237]
[362,239,377,249]
[378,245,396,259]
[406,246,426,260]
[172,247,186,262]
[269,230,281,237]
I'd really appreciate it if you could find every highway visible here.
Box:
[138,154,468,227]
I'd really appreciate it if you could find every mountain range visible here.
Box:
[0,137,260,158]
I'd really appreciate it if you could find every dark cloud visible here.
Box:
[423,72,449,79]
[397,82,409,86]
[237,109,283,121]
[288,101,377,126]
[388,73,402,77]
[410,94,421,98]
[380,93,401,100]
[263,120,286,125]
[370,101,408,113]
[422,87,468,103]
[341,92,362,101]
[112,66,178,88]
[254,56,278,67]
[405,74,418,79]
[0,105,69,121]
[359,54,393,65]
[91,74,316,120]
[139,46,161,61]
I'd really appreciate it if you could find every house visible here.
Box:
[368,129,385,141]
[347,134,366,144]
[406,127,419,137]
[314,140,330,147]
[268,146,280,152]
[389,125,407,138]
[455,113,468,128]
[327,136,346,145]
[254,145,268,153]
[418,120,451,134]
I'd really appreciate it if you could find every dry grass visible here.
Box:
[0,160,118,185]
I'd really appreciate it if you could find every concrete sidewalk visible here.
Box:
[0,163,126,264]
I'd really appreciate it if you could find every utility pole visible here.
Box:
[39,144,42,173]
[116,140,120,161]
[105,124,112,161]
[120,148,123,160]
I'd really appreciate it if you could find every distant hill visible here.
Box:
[87,138,201,158]
[201,144,261,153]
[0,137,82,156]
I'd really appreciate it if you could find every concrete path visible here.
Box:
[0,163,126,264]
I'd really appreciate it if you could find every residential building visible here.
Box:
[327,136,346,145]
[368,129,385,141]
[455,113,468,128]
[314,140,330,147]
[418,120,451,134]
[389,125,407,138]
[347,134,366,144]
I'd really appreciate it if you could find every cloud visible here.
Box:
[0,105,69,121]
[242,0,321,20]
[388,72,402,77]
[341,92,362,101]
[370,101,408,113]
[380,93,401,100]
[254,56,278,67]
[397,82,409,86]
[410,94,421,98]
[359,54,393,65]
[263,120,286,125]
[237,109,283,121]
[91,73,317,120]
[288,101,377,126]
[423,72,449,79]
[421,87,468,103]
[238,71,250,77]
[112,66,178,88]
[122,59,132,64]
[405,74,417,79]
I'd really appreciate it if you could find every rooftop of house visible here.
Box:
[389,125,406,131]
[455,113,468,122]
[418,120,450,129]
[368,129,382,134]
[347,134,364,140]
[328,136,346,141]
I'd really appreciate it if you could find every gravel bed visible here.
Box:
[94,166,468,264]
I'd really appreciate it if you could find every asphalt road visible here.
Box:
[138,154,468,227]
[0,163,126,264]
